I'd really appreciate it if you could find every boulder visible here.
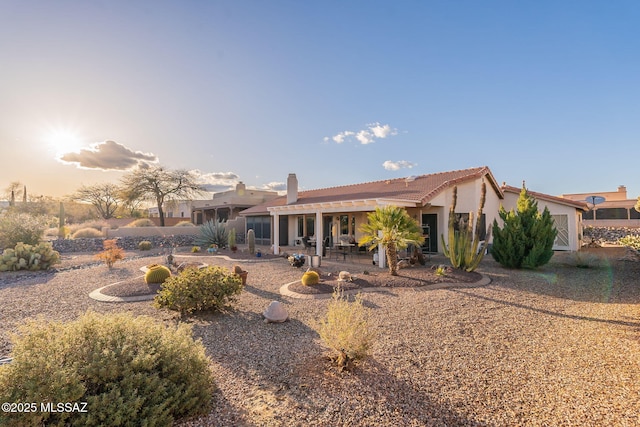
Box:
[263,301,288,323]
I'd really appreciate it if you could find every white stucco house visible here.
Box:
[500,185,587,251]
[241,166,587,257]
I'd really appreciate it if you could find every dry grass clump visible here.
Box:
[316,288,375,371]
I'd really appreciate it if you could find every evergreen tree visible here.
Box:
[491,185,557,269]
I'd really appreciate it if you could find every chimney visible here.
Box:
[287,173,298,204]
[236,181,246,196]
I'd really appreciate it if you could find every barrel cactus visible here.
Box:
[145,264,172,284]
[301,270,320,286]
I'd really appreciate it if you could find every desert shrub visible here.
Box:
[67,220,109,235]
[618,235,640,251]
[175,221,195,227]
[145,264,172,284]
[566,251,605,269]
[316,289,375,371]
[301,270,320,285]
[491,186,557,269]
[126,218,156,227]
[195,219,228,249]
[0,211,48,249]
[71,227,103,239]
[94,239,124,268]
[0,311,214,427]
[138,240,153,251]
[0,242,60,271]
[154,266,242,315]
[191,246,201,253]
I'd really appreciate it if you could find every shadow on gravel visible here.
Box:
[450,288,640,329]
[479,254,640,304]
[184,308,482,426]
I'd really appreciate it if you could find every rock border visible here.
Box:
[279,274,492,299]
[89,275,155,303]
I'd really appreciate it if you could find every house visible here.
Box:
[190,182,279,225]
[241,167,505,256]
[501,185,587,251]
[560,186,640,227]
[148,182,279,228]
[241,166,588,258]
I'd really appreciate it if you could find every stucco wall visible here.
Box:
[501,191,581,251]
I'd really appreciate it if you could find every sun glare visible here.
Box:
[46,128,85,155]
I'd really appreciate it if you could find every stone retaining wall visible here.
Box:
[583,226,640,245]
[51,235,197,253]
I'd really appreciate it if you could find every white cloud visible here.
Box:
[58,140,158,170]
[262,181,286,191]
[190,170,239,193]
[332,131,354,144]
[383,160,416,171]
[370,123,396,138]
[326,123,398,145]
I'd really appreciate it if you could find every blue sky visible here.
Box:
[1,0,639,201]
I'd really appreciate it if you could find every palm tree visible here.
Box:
[358,205,425,276]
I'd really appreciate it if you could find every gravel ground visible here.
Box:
[1,248,639,426]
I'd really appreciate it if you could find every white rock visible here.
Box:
[263,301,288,323]
[337,271,352,282]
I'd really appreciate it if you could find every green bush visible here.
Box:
[0,211,48,249]
[316,289,375,371]
[618,235,640,250]
[138,240,153,250]
[71,227,103,239]
[126,218,156,227]
[0,311,214,427]
[491,185,557,269]
[154,266,242,315]
[0,242,60,271]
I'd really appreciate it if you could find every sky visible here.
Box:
[1,0,639,202]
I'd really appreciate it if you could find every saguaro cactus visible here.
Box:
[58,202,66,239]
[247,229,256,255]
[441,182,491,272]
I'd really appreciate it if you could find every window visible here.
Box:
[596,208,628,220]
[306,216,315,237]
[340,215,349,235]
[298,217,304,237]
[453,213,486,241]
[246,216,271,245]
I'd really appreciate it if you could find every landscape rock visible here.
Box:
[262,301,288,323]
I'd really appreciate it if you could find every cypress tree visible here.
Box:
[491,185,557,269]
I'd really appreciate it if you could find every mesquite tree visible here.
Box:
[491,185,557,269]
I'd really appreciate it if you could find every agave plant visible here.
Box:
[194,219,229,249]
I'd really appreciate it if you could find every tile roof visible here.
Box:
[501,185,588,211]
[242,166,501,215]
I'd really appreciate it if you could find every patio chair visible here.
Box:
[301,237,314,254]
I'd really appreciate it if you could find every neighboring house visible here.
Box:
[501,185,587,251]
[560,186,640,227]
[148,182,279,230]
[241,167,588,256]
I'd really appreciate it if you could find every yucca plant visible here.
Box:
[441,182,491,272]
[195,219,228,249]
